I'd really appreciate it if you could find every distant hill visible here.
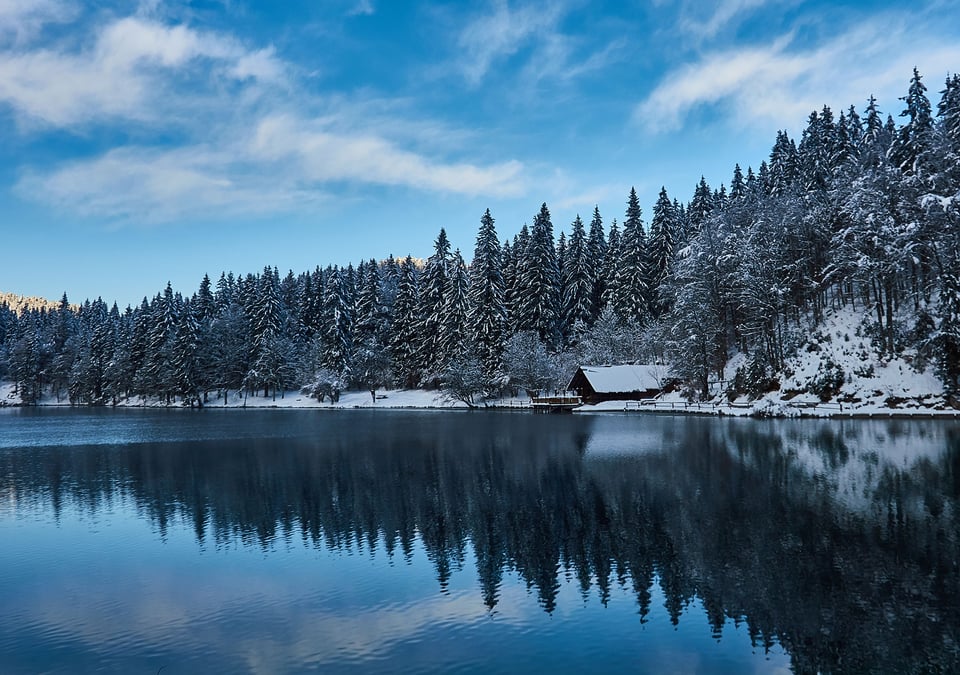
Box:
[0,291,66,315]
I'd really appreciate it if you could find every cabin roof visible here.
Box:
[574,364,665,393]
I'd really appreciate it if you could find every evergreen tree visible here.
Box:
[439,249,470,367]
[467,209,506,380]
[890,67,934,176]
[172,302,202,405]
[688,176,715,230]
[729,164,746,201]
[587,206,607,321]
[196,274,215,322]
[767,132,799,195]
[320,267,353,376]
[939,73,960,149]
[354,258,388,345]
[648,187,677,318]
[418,229,452,385]
[391,256,421,388]
[517,203,561,346]
[141,283,178,401]
[601,218,621,311]
[612,188,649,323]
[562,214,593,335]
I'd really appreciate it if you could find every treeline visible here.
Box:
[2,67,960,406]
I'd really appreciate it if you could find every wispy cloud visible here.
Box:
[452,0,626,91]
[677,0,783,40]
[251,115,526,197]
[347,0,374,17]
[455,0,568,86]
[15,144,318,223]
[635,14,960,135]
[5,8,529,223]
[16,112,527,223]
[0,0,76,46]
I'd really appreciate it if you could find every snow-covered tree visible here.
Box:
[516,203,561,346]
[467,209,506,379]
[562,214,593,336]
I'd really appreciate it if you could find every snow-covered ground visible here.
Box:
[0,382,20,407]
[0,384,535,411]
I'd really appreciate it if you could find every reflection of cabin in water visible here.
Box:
[567,365,668,404]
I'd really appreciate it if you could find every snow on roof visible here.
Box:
[577,365,666,393]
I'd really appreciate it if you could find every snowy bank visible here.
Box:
[0,384,535,411]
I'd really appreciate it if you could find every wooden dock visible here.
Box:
[530,395,582,413]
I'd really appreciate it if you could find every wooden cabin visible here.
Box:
[567,365,668,404]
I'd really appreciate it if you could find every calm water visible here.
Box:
[0,409,957,674]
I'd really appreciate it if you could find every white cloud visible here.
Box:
[251,114,526,197]
[5,7,532,222]
[635,15,960,135]
[15,114,526,223]
[347,0,375,17]
[456,0,567,86]
[0,0,75,45]
[0,16,283,127]
[678,0,781,40]
[16,145,315,222]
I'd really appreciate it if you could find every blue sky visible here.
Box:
[2,0,959,308]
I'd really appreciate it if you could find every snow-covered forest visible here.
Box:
[2,68,960,408]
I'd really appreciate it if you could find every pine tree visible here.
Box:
[196,274,215,322]
[688,176,715,230]
[648,187,677,318]
[562,214,593,335]
[517,204,561,345]
[890,67,934,176]
[250,266,280,357]
[612,188,649,324]
[418,229,452,385]
[439,249,469,367]
[729,164,746,201]
[391,256,421,388]
[467,209,506,380]
[798,106,838,192]
[354,258,387,345]
[172,302,202,405]
[939,73,960,149]
[320,267,353,376]
[601,218,621,311]
[934,270,960,399]
[141,283,178,401]
[767,132,799,195]
[587,206,607,321]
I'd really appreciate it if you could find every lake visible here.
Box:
[0,408,957,674]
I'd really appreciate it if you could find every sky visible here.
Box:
[2,0,960,308]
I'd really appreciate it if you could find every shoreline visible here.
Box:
[4,389,960,420]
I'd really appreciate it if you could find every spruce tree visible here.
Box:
[467,209,506,379]
[648,187,677,318]
[890,67,934,176]
[562,214,593,335]
[418,229,452,384]
[320,267,353,376]
[516,204,561,345]
[391,256,421,388]
[587,206,607,321]
[601,218,621,311]
[439,249,469,367]
[612,188,649,324]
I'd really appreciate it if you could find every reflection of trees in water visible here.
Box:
[2,414,958,673]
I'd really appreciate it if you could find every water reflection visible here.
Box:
[1,410,958,673]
